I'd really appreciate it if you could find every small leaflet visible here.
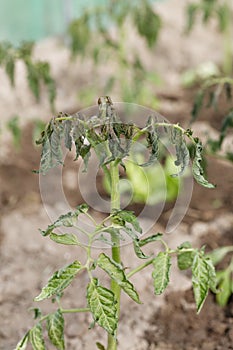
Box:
[50,233,80,245]
[34,260,82,301]
[177,242,195,270]
[47,309,65,350]
[152,252,171,295]
[97,253,141,303]
[29,323,46,350]
[191,252,209,313]
[139,233,163,247]
[39,204,88,236]
[87,278,117,336]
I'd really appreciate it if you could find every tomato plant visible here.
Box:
[15,96,218,350]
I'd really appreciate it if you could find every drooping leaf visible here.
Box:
[139,233,163,247]
[64,119,73,151]
[50,233,80,245]
[133,238,151,259]
[47,309,65,350]
[14,332,29,350]
[29,323,46,350]
[191,252,210,313]
[87,278,117,336]
[177,242,195,270]
[97,253,141,303]
[34,261,82,301]
[170,127,190,177]
[50,120,63,165]
[140,116,159,167]
[192,139,215,188]
[152,252,171,295]
[39,204,88,236]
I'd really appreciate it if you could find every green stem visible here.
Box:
[107,161,121,350]
[61,307,90,314]
[127,258,154,279]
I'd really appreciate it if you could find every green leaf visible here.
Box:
[47,309,65,350]
[139,233,163,247]
[50,233,80,245]
[177,242,195,270]
[152,252,171,295]
[14,332,29,350]
[87,278,117,336]
[29,323,45,350]
[34,260,82,301]
[40,204,88,236]
[216,270,232,306]
[192,139,215,188]
[192,252,209,313]
[133,238,151,259]
[97,253,141,303]
[96,342,106,350]
[207,246,233,265]
[112,209,142,233]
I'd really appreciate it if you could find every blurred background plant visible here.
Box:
[67,0,162,107]
[182,0,233,162]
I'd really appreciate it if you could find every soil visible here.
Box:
[1,1,233,349]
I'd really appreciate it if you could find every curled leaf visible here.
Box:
[192,139,215,188]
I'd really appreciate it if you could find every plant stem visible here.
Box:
[127,258,154,278]
[107,161,121,350]
[61,307,90,314]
